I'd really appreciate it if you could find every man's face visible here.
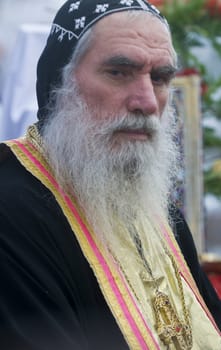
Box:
[43,13,178,222]
[75,12,176,144]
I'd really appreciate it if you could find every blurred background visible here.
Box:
[0,0,221,288]
[0,0,65,139]
[153,0,221,257]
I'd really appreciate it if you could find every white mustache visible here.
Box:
[95,114,161,137]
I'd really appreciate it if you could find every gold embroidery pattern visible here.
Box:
[130,227,192,349]
[153,291,192,349]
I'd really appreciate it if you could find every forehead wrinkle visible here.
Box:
[95,36,174,69]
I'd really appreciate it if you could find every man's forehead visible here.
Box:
[89,13,174,65]
[93,10,170,40]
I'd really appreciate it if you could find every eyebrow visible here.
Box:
[101,55,144,70]
[101,54,177,76]
[151,65,177,78]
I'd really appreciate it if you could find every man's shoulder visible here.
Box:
[0,142,76,264]
[0,143,25,197]
[0,142,24,174]
[0,143,11,162]
[0,142,36,200]
[0,142,61,225]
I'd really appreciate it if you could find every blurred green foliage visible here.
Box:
[160,0,221,196]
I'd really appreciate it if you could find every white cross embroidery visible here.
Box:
[120,0,134,6]
[58,29,66,42]
[75,16,86,29]
[95,4,109,13]
[69,1,81,12]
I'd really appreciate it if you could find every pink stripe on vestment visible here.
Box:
[114,262,160,350]
[159,221,187,271]
[64,193,159,350]
[159,220,221,335]
[14,140,158,349]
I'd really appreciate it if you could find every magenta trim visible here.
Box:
[115,263,160,349]
[159,220,221,334]
[159,221,187,270]
[14,140,159,349]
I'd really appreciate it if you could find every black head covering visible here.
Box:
[36,0,167,121]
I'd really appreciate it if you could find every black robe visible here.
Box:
[0,144,220,350]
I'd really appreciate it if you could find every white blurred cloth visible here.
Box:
[0,24,50,141]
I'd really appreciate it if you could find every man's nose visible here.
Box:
[126,76,158,116]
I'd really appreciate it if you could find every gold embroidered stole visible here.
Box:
[4,137,220,349]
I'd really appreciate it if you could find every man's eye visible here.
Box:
[151,73,171,85]
[107,69,130,78]
[109,70,122,76]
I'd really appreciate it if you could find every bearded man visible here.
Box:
[0,1,220,349]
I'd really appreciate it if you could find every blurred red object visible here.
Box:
[176,68,209,96]
[208,273,221,298]
[150,0,164,5]
[176,68,200,76]
[201,253,221,299]
[150,0,221,16]
[206,0,221,16]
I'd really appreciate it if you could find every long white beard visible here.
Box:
[42,81,179,248]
